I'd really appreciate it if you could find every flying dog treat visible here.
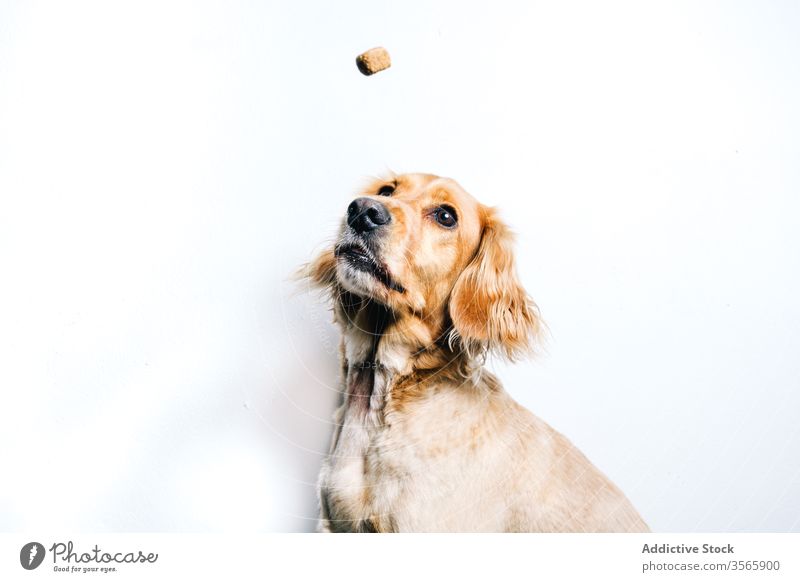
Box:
[356,47,391,76]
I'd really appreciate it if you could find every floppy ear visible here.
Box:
[300,247,337,289]
[448,210,540,361]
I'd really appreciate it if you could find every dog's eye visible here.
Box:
[433,206,458,228]
[377,184,395,196]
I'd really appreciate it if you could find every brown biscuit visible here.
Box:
[356,47,391,76]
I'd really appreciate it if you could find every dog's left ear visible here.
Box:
[449,210,540,361]
[300,247,337,289]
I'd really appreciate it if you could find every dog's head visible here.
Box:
[306,173,540,361]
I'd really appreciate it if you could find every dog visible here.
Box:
[304,172,648,532]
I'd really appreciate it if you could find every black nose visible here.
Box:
[347,197,391,234]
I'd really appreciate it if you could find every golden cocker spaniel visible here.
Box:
[305,173,648,532]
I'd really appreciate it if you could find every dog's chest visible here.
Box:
[319,358,489,531]
[318,345,422,532]
[318,374,373,528]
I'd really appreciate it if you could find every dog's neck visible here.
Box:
[335,292,470,419]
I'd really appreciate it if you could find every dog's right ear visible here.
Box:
[300,247,337,289]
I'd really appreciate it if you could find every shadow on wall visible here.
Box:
[256,283,341,531]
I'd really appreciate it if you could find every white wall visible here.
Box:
[1,0,798,532]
